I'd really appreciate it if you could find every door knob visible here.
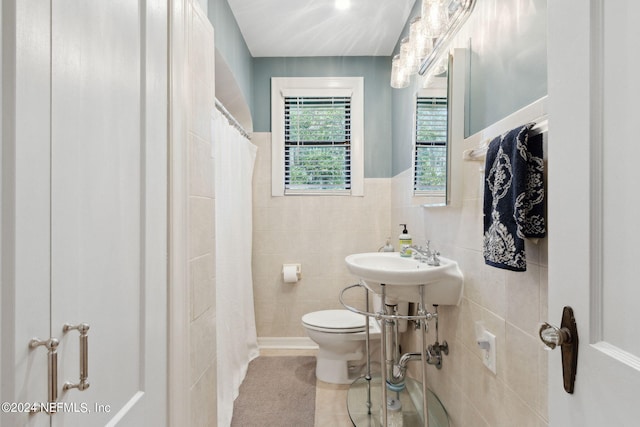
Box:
[539,306,578,394]
[539,322,571,349]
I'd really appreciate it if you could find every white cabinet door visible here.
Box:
[1,1,168,426]
[548,0,640,424]
[49,1,167,426]
[1,2,53,426]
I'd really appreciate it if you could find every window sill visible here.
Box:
[282,189,357,197]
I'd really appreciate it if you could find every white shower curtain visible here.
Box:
[212,110,259,427]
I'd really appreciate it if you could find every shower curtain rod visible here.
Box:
[215,98,251,140]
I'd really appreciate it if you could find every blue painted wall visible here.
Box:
[208,0,547,178]
[390,1,423,176]
[208,0,254,112]
[391,0,547,175]
[206,2,393,178]
[466,0,547,136]
[252,57,393,178]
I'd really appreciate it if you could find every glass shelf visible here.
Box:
[347,376,449,427]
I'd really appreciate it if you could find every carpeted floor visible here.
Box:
[231,356,317,427]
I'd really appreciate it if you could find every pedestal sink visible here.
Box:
[345,252,463,304]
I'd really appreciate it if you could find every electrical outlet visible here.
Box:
[475,321,497,374]
[481,330,497,374]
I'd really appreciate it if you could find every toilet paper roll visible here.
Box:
[282,264,300,283]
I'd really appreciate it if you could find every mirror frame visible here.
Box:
[413,73,449,207]
[413,47,468,208]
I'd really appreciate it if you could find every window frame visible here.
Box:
[412,78,449,203]
[271,77,364,196]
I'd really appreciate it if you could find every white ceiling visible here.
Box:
[227,0,416,57]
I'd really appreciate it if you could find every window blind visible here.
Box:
[284,96,351,193]
[414,97,448,194]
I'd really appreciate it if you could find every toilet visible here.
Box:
[302,309,381,384]
[302,296,410,384]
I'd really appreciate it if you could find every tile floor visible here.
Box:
[257,348,453,427]
[315,380,353,427]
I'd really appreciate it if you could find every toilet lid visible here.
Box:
[302,310,367,332]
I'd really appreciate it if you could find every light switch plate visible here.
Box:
[482,330,497,374]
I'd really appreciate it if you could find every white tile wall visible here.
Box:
[393,163,549,427]
[251,132,391,338]
[187,1,217,424]
[251,130,548,425]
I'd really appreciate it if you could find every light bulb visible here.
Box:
[400,37,419,75]
[410,16,433,62]
[390,54,409,89]
[421,0,448,38]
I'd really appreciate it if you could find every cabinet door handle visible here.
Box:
[62,323,90,391]
[29,337,59,413]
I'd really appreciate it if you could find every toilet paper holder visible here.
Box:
[282,264,302,282]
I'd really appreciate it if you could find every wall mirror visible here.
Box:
[413,48,467,207]
[413,60,450,207]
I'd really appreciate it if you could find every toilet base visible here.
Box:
[302,309,383,384]
[316,356,359,384]
[315,340,381,384]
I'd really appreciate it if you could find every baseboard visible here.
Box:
[257,336,318,350]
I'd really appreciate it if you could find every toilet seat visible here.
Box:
[302,310,368,333]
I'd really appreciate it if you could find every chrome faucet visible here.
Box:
[409,241,441,266]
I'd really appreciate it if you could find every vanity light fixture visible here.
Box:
[390,0,477,88]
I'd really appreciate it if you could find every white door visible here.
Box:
[548,0,640,425]
[1,1,168,426]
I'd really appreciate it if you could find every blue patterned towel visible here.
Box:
[483,123,546,271]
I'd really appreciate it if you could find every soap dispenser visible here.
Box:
[399,224,412,257]
[380,238,395,252]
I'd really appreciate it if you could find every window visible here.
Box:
[271,77,364,196]
[414,96,448,195]
[284,96,351,191]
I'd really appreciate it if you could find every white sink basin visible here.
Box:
[345,252,463,304]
